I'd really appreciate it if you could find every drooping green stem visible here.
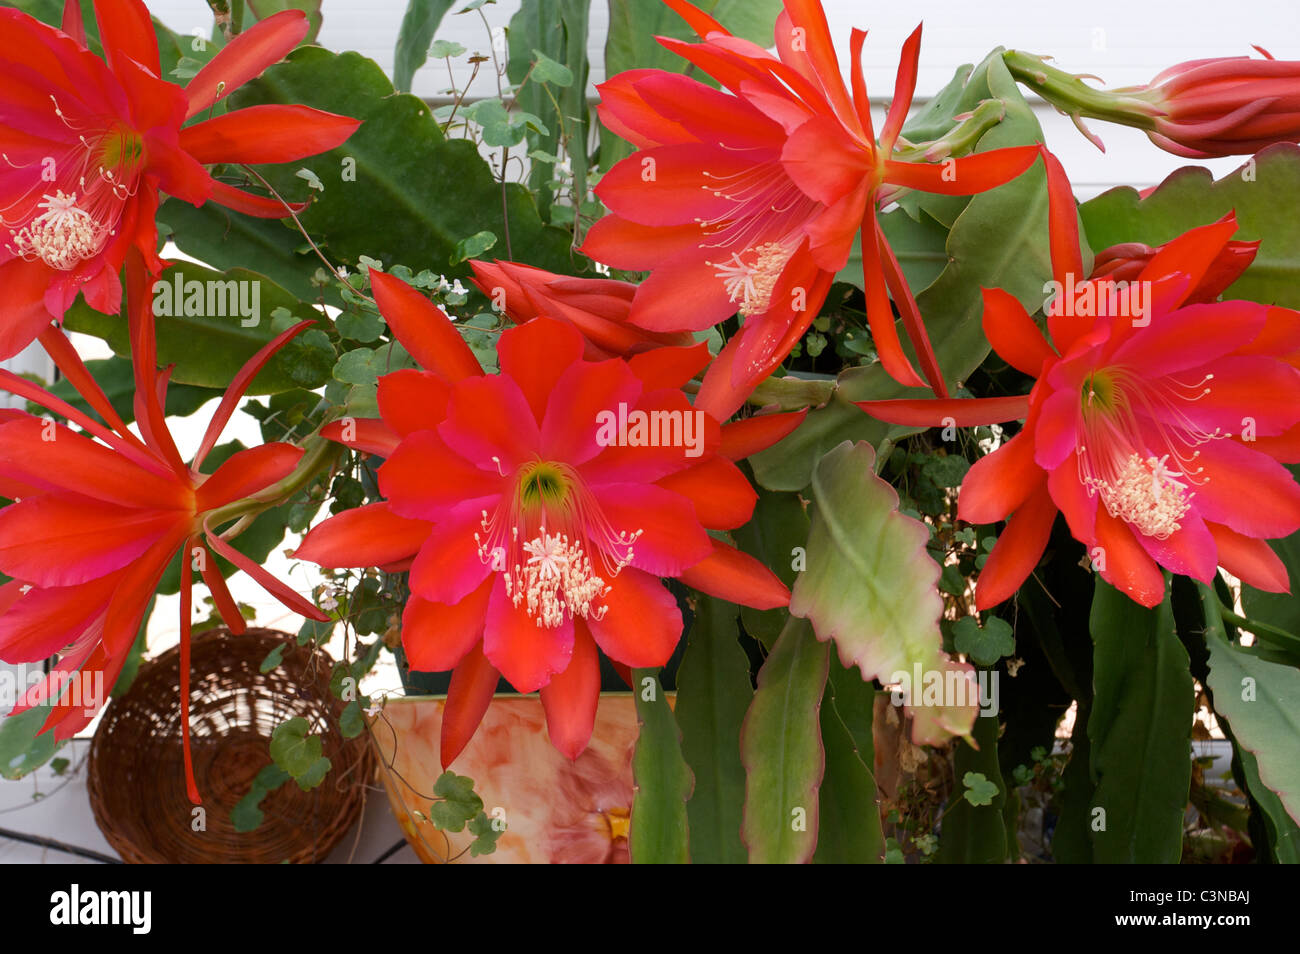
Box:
[892,99,1008,163]
[1002,50,1163,130]
[1216,601,1300,654]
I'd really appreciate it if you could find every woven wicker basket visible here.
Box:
[87,627,373,864]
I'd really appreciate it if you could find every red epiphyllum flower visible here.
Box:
[858,153,1300,609]
[1089,219,1259,305]
[468,259,693,359]
[296,270,803,764]
[0,0,360,357]
[0,260,328,803]
[584,0,1044,419]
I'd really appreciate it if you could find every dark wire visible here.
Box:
[0,826,122,864]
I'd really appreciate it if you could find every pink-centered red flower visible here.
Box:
[296,270,802,764]
[468,259,693,359]
[0,0,360,357]
[583,0,1043,419]
[859,153,1300,609]
[0,263,327,802]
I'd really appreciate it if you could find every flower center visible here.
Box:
[710,241,791,317]
[2,101,144,271]
[9,190,108,271]
[694,158,817,317]
[474,461,642,629]
[1075,367,1221,540]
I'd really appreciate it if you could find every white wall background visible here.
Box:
[150,0,1300,194]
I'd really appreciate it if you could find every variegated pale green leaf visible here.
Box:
[789,441,976,744]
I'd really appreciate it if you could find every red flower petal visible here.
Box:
[320,416,400,457]
[880,25,923,154]
[196,442,303,511]
[957,428,1043,525]
[295,502,430,569]
[498,317,584,422]
[982,287,1056,377]
[540,622,601,760]
[407,506,494,605]
[719,409,808,460]
[856,395,1030,427]
[179,104,360,164]
[0,497,185,588]
[402,579,493,673]
[677,539,789,609]
[93,0,159,78]
[376,369,451,436]
[0,576,115,663]
[627,341,711,391]
[591,483,713,575]
[440,643,500,769]
[372,270,483,382]
[882,145,1039,196]
[439,374,540,472]
[1207,522,1289,593]
[656,456,756,529]
[540,357,642,466]
[483,578,575,692]
[973,480,1056,611]
[380,430,505,522]
[185,9,309,118]
[1093,510,1166,608]
[585,567,682,667]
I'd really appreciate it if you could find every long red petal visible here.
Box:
[179,105,360,165]
[855,394,1030,427]
[974,480,1056,610]
[371,270,482,382]
[295,502,430,568]
[185,10,309,118]
[539,622,601,760]
[719,409,808,460]
[877,214,947,396]
[203,516,328,621]
[93,0,159,77]
[881,25,923,155]
[440,643,499,769]
[179,537,201,804]
[206,179,307,218]
[677,539,790,609]
[862,203,927,388]
[194,319,316,468]
[982,287,1056,376]
[882,145,1040,196]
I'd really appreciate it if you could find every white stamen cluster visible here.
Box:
[509,529,609,629]
[10,190,107,270]
[710,241,789,317]
[1094,453,1192,540]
